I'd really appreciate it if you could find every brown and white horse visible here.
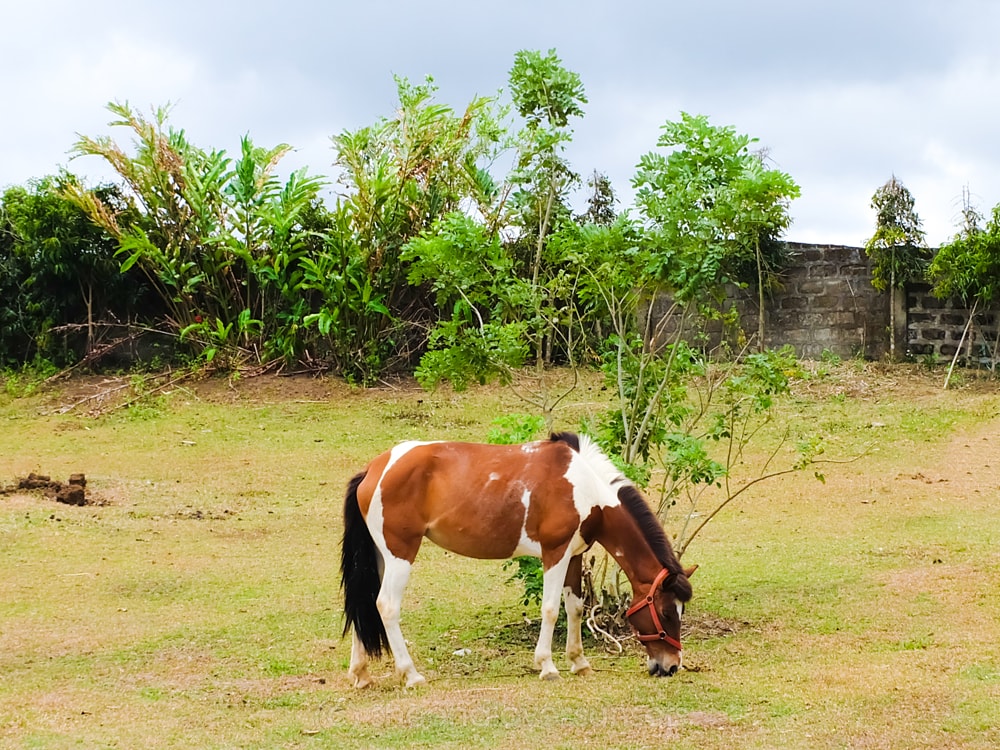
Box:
[340,432,695,688]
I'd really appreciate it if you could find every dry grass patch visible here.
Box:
[2,364,1000,748]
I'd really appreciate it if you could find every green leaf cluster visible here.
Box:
[65,102,327,368]
[0,175,142,366]
[634,112,800,306]
[929,204,1000,306]
[864,175,930,291]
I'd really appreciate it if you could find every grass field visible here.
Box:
[1,364,999,749]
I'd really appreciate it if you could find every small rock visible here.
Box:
[19,473,52,490]
[56,484,86,506]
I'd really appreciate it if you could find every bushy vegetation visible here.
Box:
[2,50,801,383]
[0,175,150,368]
[928,191,1000,379]
[5,50,996,387]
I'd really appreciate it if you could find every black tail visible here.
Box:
[340,470,390,658]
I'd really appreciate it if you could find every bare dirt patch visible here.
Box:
[685,611,751,640]
[793,360,1000,401]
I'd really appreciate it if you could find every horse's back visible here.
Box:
[356,439,584,562]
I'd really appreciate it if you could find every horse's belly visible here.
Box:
[425,526,523,560]
[511,536,542,558]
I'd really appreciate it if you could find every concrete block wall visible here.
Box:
[906,283,1000,364]
[649,243,890,359]
[650,242,997,362]
[750,243,889,359]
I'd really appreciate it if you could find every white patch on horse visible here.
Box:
[487,472,501,482]
[368,441,434,555]
[512,487,542,557]
[551,438,627,558]
[575,434,629,487]
[521,442,540,454]
[563,448,622,519]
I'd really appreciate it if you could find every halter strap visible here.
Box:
[625,568,683,651]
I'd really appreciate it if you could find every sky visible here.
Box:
[3,0,999,247]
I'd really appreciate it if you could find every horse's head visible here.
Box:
[626,565,696,677]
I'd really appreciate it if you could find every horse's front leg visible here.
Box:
[533,551,573,680]
[563,554,593,676]
[377,556,426,688]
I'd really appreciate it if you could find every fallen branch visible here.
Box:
[105,371,195,415]
[45,322,181,383]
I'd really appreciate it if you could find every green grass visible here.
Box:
[1,364,999,748]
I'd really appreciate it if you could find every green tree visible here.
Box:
[0,175,140,366]
[928,193,1000,382]
[633,113,799,348]
[507,48,587,275]
[405,49,591,426]
[566,116,815,550]
[395,83,824,625]
[536,196,825,637]
[863,175,930,358]
[323,76,508,381]
[577,170,618,227]
[507,50,587,363]
[401,212,527,390]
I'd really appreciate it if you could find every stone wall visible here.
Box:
[649,243,891,359]
[906,283,1000,364]
[745,242,889,359]
[651,242,998,362]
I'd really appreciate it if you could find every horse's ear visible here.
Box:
[683,564,699,578]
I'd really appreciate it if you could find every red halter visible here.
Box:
[625,568,683,651]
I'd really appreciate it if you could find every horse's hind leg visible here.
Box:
[349,631,374,688]
[563,554,593,676]
[377,555,426,688]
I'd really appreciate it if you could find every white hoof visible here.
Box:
[404,672,427,688]
[350,671,374,689]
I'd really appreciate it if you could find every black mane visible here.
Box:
[617,484,692,601]
[549,431,581,452]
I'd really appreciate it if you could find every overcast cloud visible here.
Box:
[3,0,999,247]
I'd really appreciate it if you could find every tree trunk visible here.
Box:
[991,318,1000,377]
[755,238,765,352]
[533,181,557,365]
[889,266,896,359]
[79,278,95,354]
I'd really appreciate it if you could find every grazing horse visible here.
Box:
[340,432,695,688]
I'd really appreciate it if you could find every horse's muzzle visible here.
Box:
[648,661,679,677]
